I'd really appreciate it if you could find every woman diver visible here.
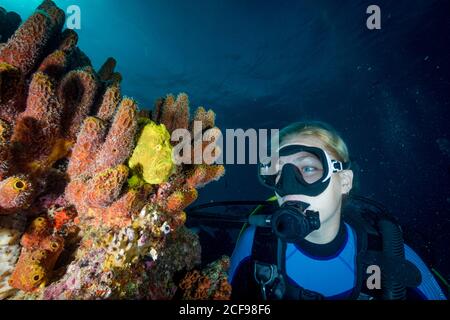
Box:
[228,121,447,300]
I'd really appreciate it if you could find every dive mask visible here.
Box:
[252,144,350,242]
[258,144,350,197]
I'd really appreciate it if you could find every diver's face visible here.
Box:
[276,134,353,225]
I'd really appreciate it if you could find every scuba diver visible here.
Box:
[225,121,447,300]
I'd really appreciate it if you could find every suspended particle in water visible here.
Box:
[436,138,450,159]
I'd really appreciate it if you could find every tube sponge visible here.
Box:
[86,165,129,208]
[69,185,150,230]
[0,62,21,103]
[9,235,64,292]
[0,119,11,143]
[0,1,64,75]
[190,106,216,132]
[166,188,198,213]
[9,215,64,292]
[65,97,141,229]
[98,57,117,82]
[186,164,225,189]
[20,216,51,248]
[0,119,12,180]
[128,120,174,185]
[69,47,92,70]
[67,116,107,179]
[154,93,190,133]
[101,188,149,229]
[57,29,78,52]
[0,62,25,123]
[93,98,138,175]
[58,68,99,141]
[37,49,68,80]
[14,72,61,128]
[11,72,63,172]
[96,83,121,122]
[8,252,48,292]
[37,0,65,31]
[0,175,35,214]
[64,178,88,213]
[0,144,11,180]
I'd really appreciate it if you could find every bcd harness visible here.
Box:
[250,198,423,300]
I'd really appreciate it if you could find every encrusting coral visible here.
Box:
[179,256,232,300]
[0,1,230,300]
[0,213,26,299]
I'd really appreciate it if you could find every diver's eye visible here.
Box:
[302,166,317,174]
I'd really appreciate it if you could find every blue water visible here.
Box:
[3,0,449,282]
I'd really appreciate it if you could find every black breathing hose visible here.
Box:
[378,219,407,300]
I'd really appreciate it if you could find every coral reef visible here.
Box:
[179,256,232,300]
[0,1,64,76]
[0,1,227,300]
[186,164,225,189]
[152,93,190,134]
[0,213,26,299]
[9,216,64,292]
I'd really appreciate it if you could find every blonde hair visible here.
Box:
[279,121,350,163]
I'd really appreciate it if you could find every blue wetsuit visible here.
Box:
[229,222,446,300]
